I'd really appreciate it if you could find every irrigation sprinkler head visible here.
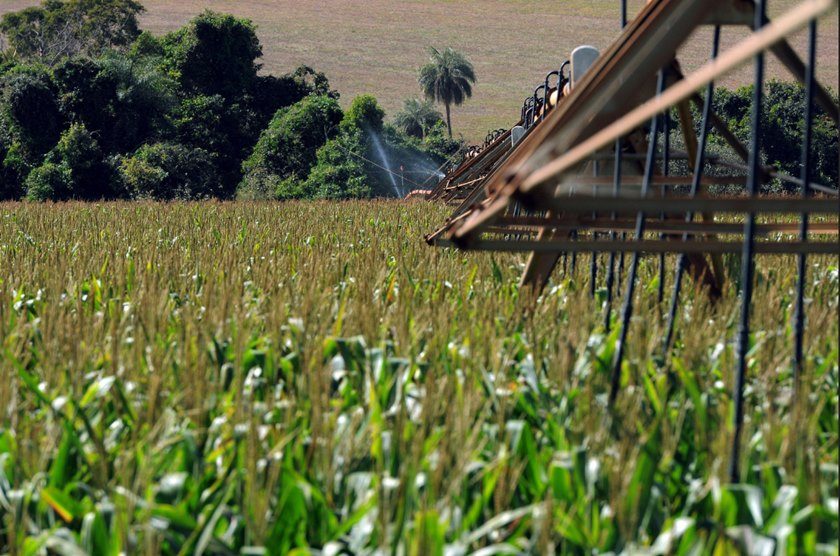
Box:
[544,70,561,111]
[533,84,547,122]
[522,96,536,128]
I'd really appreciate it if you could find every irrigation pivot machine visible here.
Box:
[425,0,839,482]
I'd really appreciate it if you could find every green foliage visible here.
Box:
[52,57,119,147]
[24,161,72,200]
[117,142,221,200]
[47,54,176,157]
[303,129,372,199]
[160,11,261,100]
[96,54,176,152]
[0,0,144,65]
[150,14,338,197]
[0,119,26,199]
[239,95,343,200]
[49,123,114,199]
[252,73,313,121]
[706,80,838,191]
[0,202,836,553]
[420,120,462,160]
[419,47,476,137]
[393,97,443,139]
[0,5,343,201]
[23,124,113,200]
[299,95,455,199]
[0,50,18,73]
[291,64,339,100]
[1,68,63,158]
[169,94,226,151]
[168,94,254,196]
[128,30,163,59]
[342,94,385,134]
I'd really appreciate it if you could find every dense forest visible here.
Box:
[0,0,459,201]
[0,0,836,201]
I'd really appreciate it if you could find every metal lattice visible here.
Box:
[425,0,839,482]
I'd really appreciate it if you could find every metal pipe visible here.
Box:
[590,160,599,298]
[793,19,816,388]
[533,85,546,123]
[730,0,765,485]
[604,137,622,331]
[658,100,670,304]
[613,3,627,335]
[609,69,666,406]
[523,97,536,128]
[663,26,721,355]
[544,70,560,110]
[442,238,839,256]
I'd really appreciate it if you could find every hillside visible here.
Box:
[2,0,837,141]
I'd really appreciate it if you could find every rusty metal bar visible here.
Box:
[664,25,722,355]
[441,238,840,256]
[504,196,838,217]
[610,70,666,406]
[731,0,767,485]
[793,19,818,389]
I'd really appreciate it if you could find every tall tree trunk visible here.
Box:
[445,103,452,138]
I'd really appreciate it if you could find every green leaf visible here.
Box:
[81,511,111,556]
[49,424,77,489]
[152,504,198,531]
[623,423,661,530]
[41,486,79,523]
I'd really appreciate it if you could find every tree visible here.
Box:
[117,142,221,200]
[45,122,113,199]
[25,161,72,200]
[73,0,144,53]
[169,93,252,195]
[301,96,386,199]
[295,95,453,199]
[291,65,338,100]
[53,56,119,148]
[303,129,372,200]
[1,68,63,158]
[421,120,462,160]
[0,0,144,64]
[0,118,26,199]
[251,74,312,123]
[97,54,176,152]
[393,98,443,139]
[24,123,115,201]
[341,94,385,134]
[238,95,343,200]
[418,47,476,138]
[708,80,838,191]
[160,11,261,100]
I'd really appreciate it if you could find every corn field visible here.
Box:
[0,202,837,554]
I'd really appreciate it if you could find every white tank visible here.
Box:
[511,126,526,147]
[570,45,600,89]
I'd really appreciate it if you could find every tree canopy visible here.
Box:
[393,98,443,139]
[239,95,343,200]
[0,2,457,201]
[159,11,261,100]
[0,0,144,64]
[419,47,476,138]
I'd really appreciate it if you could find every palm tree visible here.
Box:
[393,98,443,139]
[418,47,476,138]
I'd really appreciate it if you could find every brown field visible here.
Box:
[2,0,837,141]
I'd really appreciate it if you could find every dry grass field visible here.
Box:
[2,0,837,141]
